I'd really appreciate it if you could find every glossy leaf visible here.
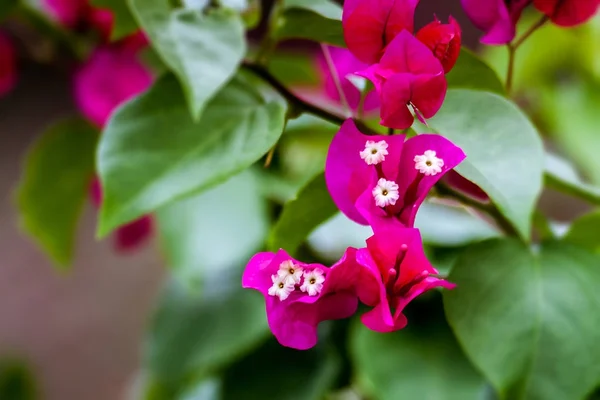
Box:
[351,321,485,400]
[222,338,341,400]
[444,239,600,400]
[128,1,246,119]
[91,0,138,40]
[268,173,338,255]
[276,0,344,47]
[415,201,499,247]
[544,152,600,205]
[97,74,286,237]
[16,119,98,268]
[563,209,600,253]
[429,89,544,241]
[446,48,505,95]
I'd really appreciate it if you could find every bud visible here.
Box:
[416,16,462,73]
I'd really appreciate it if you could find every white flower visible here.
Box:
[372,178,400,208]
[414,150,444,176]
[268,274,295,301]
[360,140,389,165]
[276,260,304,285]
[300,268,326,296]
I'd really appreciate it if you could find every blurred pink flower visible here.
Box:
[242,249,361,350]
[325,119,466,229]
[42,0,89,28]
[534,0,600,27]
[74,46,152,127]
[0,32,17,97]
[90,178,153,252]
[356,226,454,332]
[461,0,531,45]
[316,46,379,114]
[356,30,447,129]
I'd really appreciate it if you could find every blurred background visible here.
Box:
[0,0,598,399]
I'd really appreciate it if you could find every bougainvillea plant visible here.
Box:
[5,0,600,398]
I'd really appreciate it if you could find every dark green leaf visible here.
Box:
[90,0,138,40]
[268,173,338,255]
[16,118,98,268]
[444,239,600,400]
[544,152,600,205]
[351,320,485,400]
[0,0,18,20]
[128,1,246,119]
[415,201,499,247]
[447,48,505,95]
[563,209,600,253]
[97,74,286,237]
[429,89,544,241]
[275,0,344,46]
[0,360,37,400]
[222,338,341,400]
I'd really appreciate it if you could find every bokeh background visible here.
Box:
[0,0,598,398]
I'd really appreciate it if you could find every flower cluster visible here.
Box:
[462,0,600,45]
[243,0,470,349]
[42,0,154,252]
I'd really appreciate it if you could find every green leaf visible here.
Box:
[90,0,138,40]
[444,239,600,400]
[268,173,338,255]
[222,338,341,400]
[0,0,18,20]
[97,74,286,237]
[446,48,505,95]
[16,119,98,269]
[544,152,600,205]
[415,201,499,247]
[351,320,485,400]
[0,360,37,400]
[157,169,269,286]
[563,209,600,253]
[128,1,246,120]
[275,0,344,47]
[429,89,544,241]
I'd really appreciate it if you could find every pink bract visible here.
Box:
[461,0,531,45]
[415,16,462,73]
[356,226,455,332]
[356,31,447,129]
[0,32,17,97]
[42,0,88,27]
[325,119,466,229]
[343,0,420,64]
[242,249,361,350]
[74,46,153,128]
[534,0,600,27]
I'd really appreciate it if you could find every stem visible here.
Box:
[505,15,549,94]
[243,62,346,125]
[255,0,284,66]
[436,183,519,237]
[320,43,352,118]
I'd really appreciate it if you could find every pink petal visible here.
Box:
[0,32,17,97]
[74,46,152,128]
[442,170,489,202]
[461,0,529,45]
[89,177,103,207]
[115,215,153,251]
[392,276,455,322]
[343,0,420,64]
[325,120,406,224]
[242,250,290,295]
[393,134,466,226]
[380,30,444,75]
[534,0,600,27]
[42,0,88,27]
[379,73,414,129]
[410,72,447,119]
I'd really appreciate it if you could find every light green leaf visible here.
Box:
[97,74,286,237]
[90,0,138,40]
[444,239,600,400]
[447,48,505,95]
[415,201,499,247]
[16,118,98,269]
[128,1,246,119]
[351,321,485,400]
[563,209,600,253]
[157,169,269,287]
[544,152,600,205]
[429,89,544,241]
[268,173,338,255]
[222,339,341,400]
[276,0,344,46]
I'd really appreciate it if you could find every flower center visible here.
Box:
[414,150,444,176]
[372,178,400,208]
[360,140,389,165]
[310,278,316,284]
